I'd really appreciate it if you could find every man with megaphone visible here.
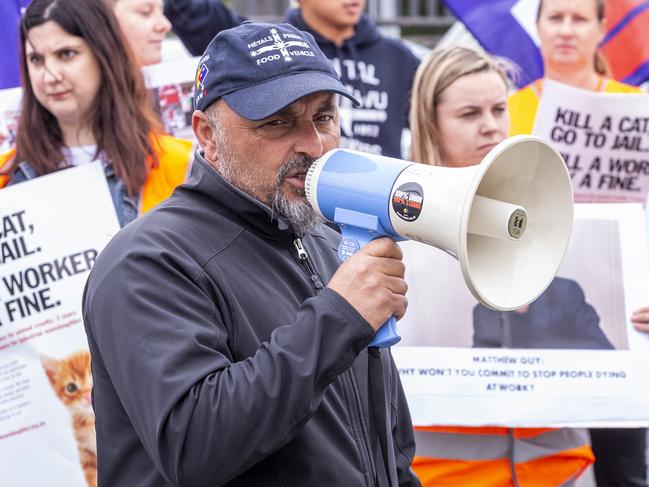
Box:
[82,22,420,487]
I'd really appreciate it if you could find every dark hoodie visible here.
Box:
[285,10,420,158]
[164,2,420,158]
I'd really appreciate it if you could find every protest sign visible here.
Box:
[0,163,119,486]
[394,204,649,427]
[533,80,649,204]
[0,87,21,154]
[142,56,199,142]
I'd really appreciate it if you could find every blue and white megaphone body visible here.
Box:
[305,135,574,348]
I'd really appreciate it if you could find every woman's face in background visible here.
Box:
[25,21,102,130]
[435,71,509,168]
[113,0,171,65]
[537,0,604,73]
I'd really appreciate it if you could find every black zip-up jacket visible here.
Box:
[83,151,419,486]
[163,1,420,158]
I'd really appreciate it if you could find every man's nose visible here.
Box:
[294,121,325,158]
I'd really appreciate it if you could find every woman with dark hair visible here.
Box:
[0,0,192,226]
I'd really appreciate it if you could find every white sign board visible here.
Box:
[0,164,119,486]
[395,204,649,427]
[0,87,21,154]
[534,80,649,204]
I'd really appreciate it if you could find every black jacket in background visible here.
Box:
[473,277,615,350]
[83,151,419,486]
[163,1,420,158]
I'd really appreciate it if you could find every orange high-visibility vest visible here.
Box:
[413,426,594,487]
[140,134,193,214]
[0,135,192,214]
[0,147,16,188]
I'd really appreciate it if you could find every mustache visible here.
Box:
[275,155,316,186]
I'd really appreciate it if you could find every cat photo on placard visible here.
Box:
[41,350,96,487]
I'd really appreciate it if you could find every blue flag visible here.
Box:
[443,0,543,88]
[1,0,31,90]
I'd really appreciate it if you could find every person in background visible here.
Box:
[163,0,420,158]
[508,1,647,485]
[82,21,419,486]
[632,308,649,333]
[408,45,594,487]
[108,0,172,66]
[0,0,192,226]
[508,0,641,137]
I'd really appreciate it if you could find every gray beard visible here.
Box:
[214,131,322,236]
[270,156,323,236]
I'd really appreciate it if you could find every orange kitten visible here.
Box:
[42,351,97,487]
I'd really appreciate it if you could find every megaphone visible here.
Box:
[305,135,573,348]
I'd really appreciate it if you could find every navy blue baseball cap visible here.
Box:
[193,21,359,119]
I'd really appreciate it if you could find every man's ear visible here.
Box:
[192,110,219,165]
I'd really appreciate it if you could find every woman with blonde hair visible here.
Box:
[408,45,595,487]
[410,46,513,167]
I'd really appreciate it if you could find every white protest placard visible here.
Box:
[0,163,119,486]
[142,57,199,142]
[533,80,649,204]
[0,87,22,154]
[394,204,649,427]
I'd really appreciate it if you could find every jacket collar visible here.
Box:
[185,151,297,242]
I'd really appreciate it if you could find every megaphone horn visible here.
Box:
[305,135,574,348]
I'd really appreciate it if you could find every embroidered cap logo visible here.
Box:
[248,27,311,65]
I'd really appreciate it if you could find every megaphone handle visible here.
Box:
[336,221,401,349]
[368,316,400,348]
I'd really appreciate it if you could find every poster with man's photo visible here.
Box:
[142,56,199,142]
[0,164,119,486]
[533,80,649,204]
[0,87,21,154]
[394,204,649,428]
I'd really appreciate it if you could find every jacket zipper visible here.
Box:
[293,237,374,485]
[293,238,324,289]
[345,369,377,486]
